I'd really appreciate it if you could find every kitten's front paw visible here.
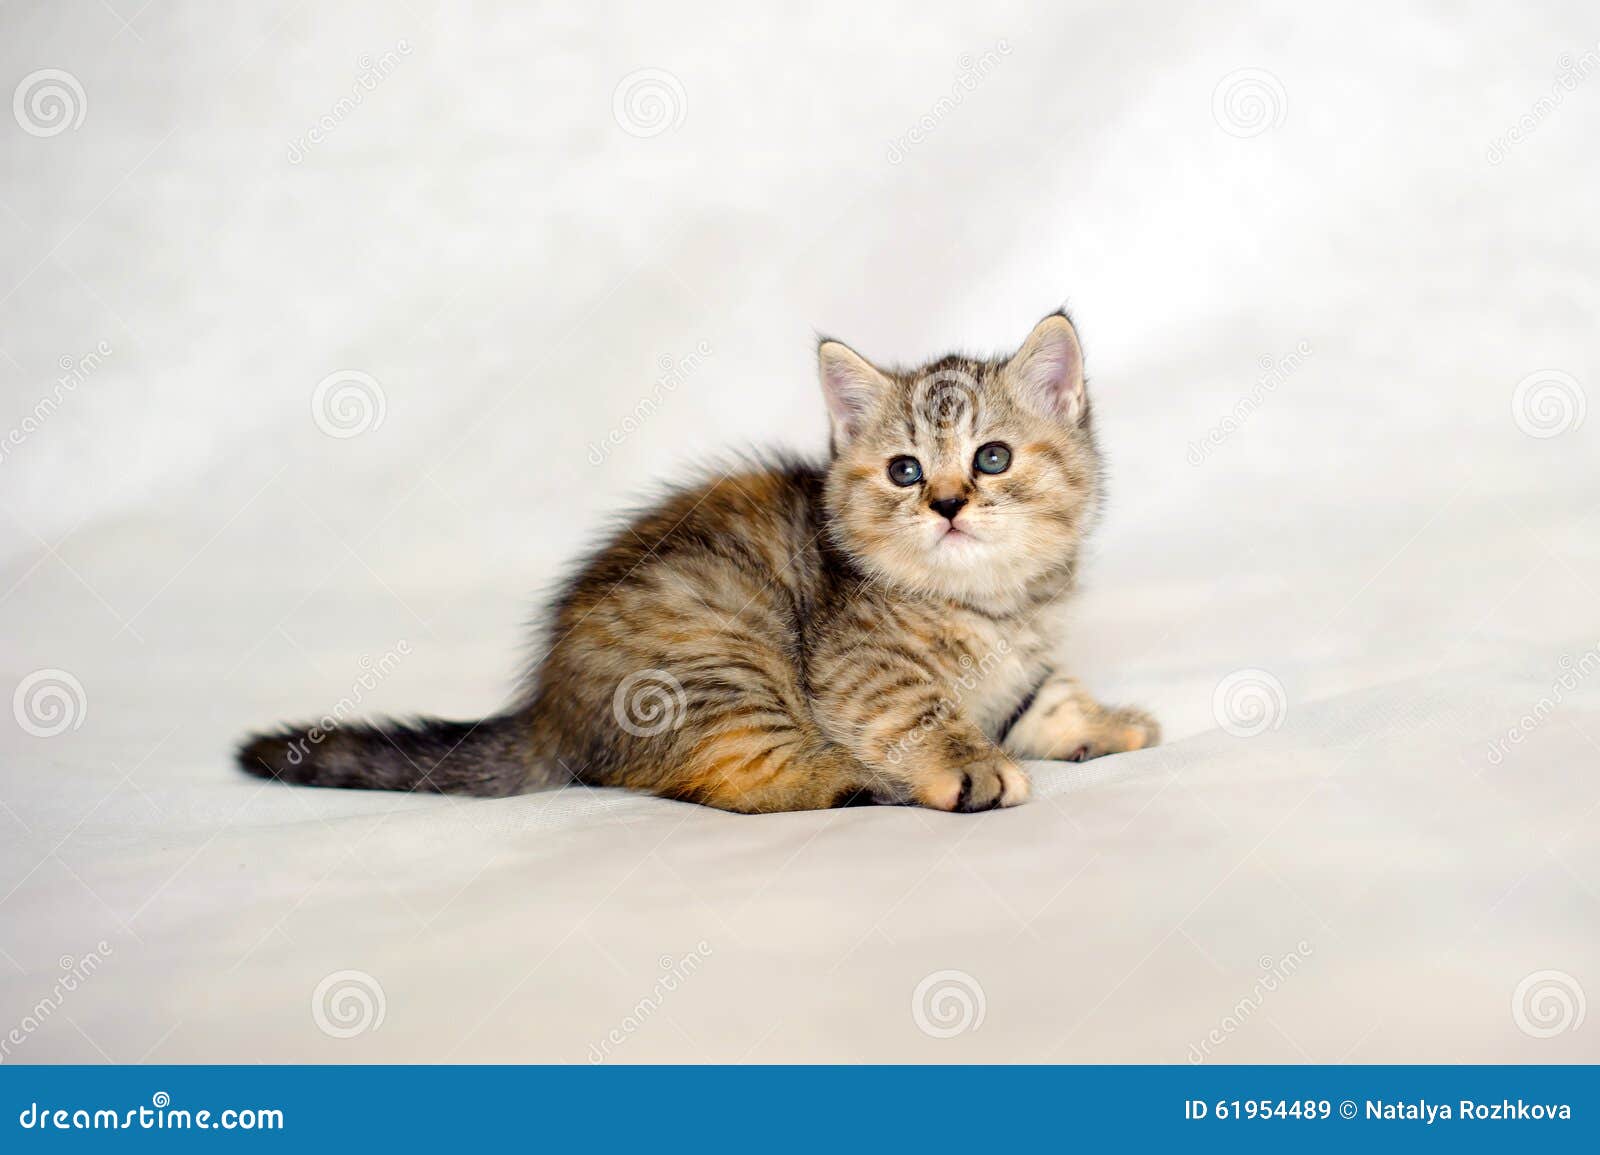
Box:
[918,756,1031,812]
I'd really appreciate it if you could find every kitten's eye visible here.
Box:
[974,442,1012,475]
[887,456,923,487]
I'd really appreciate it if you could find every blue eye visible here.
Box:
[887,456,923,486]
[974,442,1012,475]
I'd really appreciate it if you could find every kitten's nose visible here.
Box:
[929,496,968,521]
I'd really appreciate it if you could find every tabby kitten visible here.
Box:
[238,312,1159,813]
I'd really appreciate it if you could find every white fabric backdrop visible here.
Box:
[1,1,1597,1062]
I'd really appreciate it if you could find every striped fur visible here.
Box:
[238,312,1160,812]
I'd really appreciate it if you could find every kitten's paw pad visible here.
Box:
[920,759,1030,812]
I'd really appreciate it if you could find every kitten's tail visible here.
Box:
[235,714,547,798]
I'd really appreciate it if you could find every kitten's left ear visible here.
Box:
[1007,312,1086,424]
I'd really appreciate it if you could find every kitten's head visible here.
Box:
[820,312,1102,608]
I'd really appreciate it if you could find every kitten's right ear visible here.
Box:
[818,340,891,445]
[1007,311,1086,425]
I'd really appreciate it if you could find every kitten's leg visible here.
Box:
[1001,672,1161,762]
[670,683,1027,813]
[892,719,1032,812]
[667,731,892,813]
[811,662,1031,812]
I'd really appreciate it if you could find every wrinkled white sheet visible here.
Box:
[2,2,1597,1062]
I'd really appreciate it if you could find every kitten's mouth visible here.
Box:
[937,523,979,545]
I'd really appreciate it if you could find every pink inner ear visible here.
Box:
[821,365,866,434]
[819,345,885,438]
[1018,324,1084,418]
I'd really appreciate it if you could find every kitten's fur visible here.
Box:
[238,312,1159,812]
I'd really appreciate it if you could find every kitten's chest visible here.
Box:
[931,605,1064,735]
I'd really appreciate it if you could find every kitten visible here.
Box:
[238,312,1159,812]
